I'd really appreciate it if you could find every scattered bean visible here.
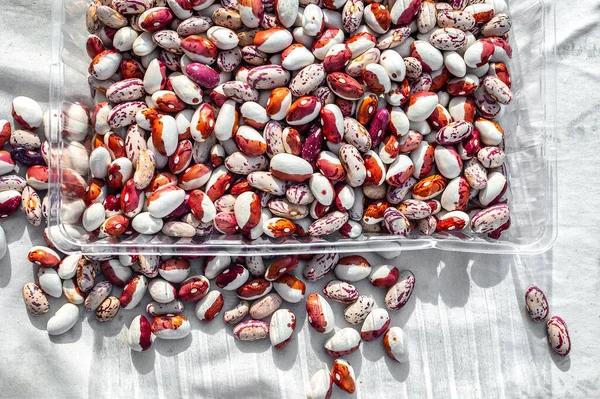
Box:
[547,316,571,357]
[524,285,549,322]
[47,303,79,335]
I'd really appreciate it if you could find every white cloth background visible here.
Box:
[0,0,598,398]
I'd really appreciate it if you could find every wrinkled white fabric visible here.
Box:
[0,0,598,398]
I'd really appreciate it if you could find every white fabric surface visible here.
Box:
[0,1,599,398]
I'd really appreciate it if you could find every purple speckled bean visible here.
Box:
[437,9,475,30]
[486,216,510,239]
[376,26,411,50]
[383,207,410,236]
[344,294,374,324]
[409,73,432,96]
[11,147,46,166]
[107,101,148,128]
[342,0,365,34]
[322,280,358,304]
[106,78,145,103]
[482,75,513,105]
[246,65,291,90]
[448,0,468,10]
[241,45,268,66]
[386,176,416,204]
[0,175,27,192]
[301,124,323,162]
[524,285,549,322]
[308,211,349,236]
[429,28,467,51]
[418,215,437,235]
[368,108,390,147]
[473,86,502,119]
[160,50,182,72]
[222,80,260,103]
[313,86,336,106]
[339,144,366,187]
[303,253,339,282]
[436,120,474,145]
[113,0,153,14]
[470,203,509,233]
[217,47,242,72]
[264,120,285,157]
[177,16,212,36]
[384,270,415,310]
[477,146,505,168]
[289,64,326,97]
[185,63,220,88]
[398,199,431,220]
[463,158,488,189]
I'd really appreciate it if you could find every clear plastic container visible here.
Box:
[47,0,557,256]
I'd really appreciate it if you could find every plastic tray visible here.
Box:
[46,0,557,256]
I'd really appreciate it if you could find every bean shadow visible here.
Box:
[308,325,333,365]
[104,308,158,374]
[194,311,227,336]
[469,253,511,289]
[154,334,193,356]
[131,346,157,375]
[271,328,299,371]
[438,254,472,309]
[4,214,29,245]
[374,248,524,386]
[188,257,204,275]
[26,223,47,245]
[519,307,548,339]
[358,331,384,364]
[550,351,571,372]
[408,249,515,311]
[393,288,417,329]
[403,250,441,306]
[345,346,363,380]
[385,356,410,383]
[26,309,50,331]
[233,334,271,353]
[290,300,307,331]
[87,307,126,338]
[0,248,12,288]
[0,215,33,288]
